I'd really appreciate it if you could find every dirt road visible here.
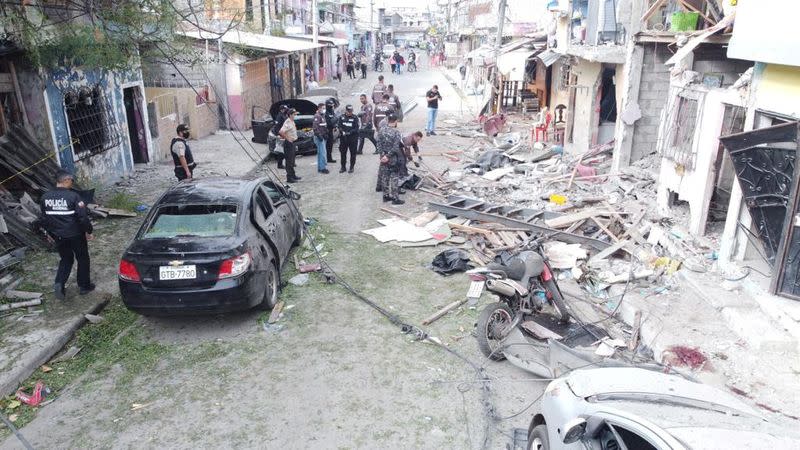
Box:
[1,62,546,449]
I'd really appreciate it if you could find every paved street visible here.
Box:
[1,61,545,450]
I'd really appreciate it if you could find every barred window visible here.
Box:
[659,94,700,170]
[64,85,121,161]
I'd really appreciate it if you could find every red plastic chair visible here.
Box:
[533,112,552,142]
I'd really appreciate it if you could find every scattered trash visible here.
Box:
[130,402,153,411]
[298,263,322,273]
[135,204,149,212]
[268,301,284,324]
[288,274,309,286]
[40,365,52,373]
[84,313,104,324]
[15,381,50,407]
[430,249,472,275]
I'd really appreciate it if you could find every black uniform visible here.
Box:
[324,103,338,163]
[337,113,360,171]
[170,138,196,181]
[270,112,287,168]
[357,103,377,154]
[39,188,93,291]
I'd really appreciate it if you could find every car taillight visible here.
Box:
[468,273,488,281]
[119,259,141,282]
[218,253,251,279]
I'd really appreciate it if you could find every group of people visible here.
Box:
[343,51,369,80]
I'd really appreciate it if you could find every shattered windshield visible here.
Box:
[143,204,238,239]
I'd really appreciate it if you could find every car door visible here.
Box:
[251,187,290,266]
[261,181,301,239]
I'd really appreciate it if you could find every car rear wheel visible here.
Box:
[259,260,280,310]
[528,424,549,450]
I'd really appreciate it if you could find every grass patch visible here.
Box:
[104,192,140,212]
[0,298,165,434]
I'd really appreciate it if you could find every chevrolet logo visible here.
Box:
[168,260,184,267]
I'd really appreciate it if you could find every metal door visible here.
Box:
[720,121,800,299]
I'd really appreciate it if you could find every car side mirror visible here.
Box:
[562,418,587,444]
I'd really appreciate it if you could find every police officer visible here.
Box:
[337,105,360,173]
[373,94,395,130]
[324,99,338,164]
[39,170,94,300]
[269,105,288,169]
[387,84,403,122]
[171,124,196,181]
[377,114,405,205]
[372,75,386,104]
[357,94,377,155]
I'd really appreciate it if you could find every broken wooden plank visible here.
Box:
[603,269,654,284]
[3,290,43,300]
[544,209,622,229]
[268,301,284,324]
[641,0,667,22]
[521,321,563,340]
[418,187,445,198]
[0,298,41,311]
[588,239,631,264]
[380,207,411,220]
[448,222,492,236]
[628,310,643,352]
[422,299,467,325]
[591,217,621,243]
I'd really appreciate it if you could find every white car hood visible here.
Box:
[566,368,757,417]
[668,427,800,449]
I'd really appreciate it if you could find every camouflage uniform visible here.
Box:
[376,125,403,199]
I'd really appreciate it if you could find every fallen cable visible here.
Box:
[0,411,34,450]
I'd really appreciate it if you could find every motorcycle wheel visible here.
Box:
[476,302,515,361]
[543,278,571,324]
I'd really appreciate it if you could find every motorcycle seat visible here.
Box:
[487,259,526,281]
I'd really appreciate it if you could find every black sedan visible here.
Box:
[118,177,303,315]
[252,92,341,155]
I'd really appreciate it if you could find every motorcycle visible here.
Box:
[407,60,417,72]
[467,236,571,360]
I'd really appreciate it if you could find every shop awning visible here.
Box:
[285,34,349,47]
[536,49,563,67]
[497,49,540,81]
[178,29,324,53]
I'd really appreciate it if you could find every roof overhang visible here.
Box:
[178,29,324,53]
[536,48,564,67]
[497,49,541,81]
[285,34,349,47]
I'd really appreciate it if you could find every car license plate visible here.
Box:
[467,280,485,299]
[159,265,197,280]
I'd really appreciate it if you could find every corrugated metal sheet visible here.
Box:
[178,30,324,53]
[537,49,563,67]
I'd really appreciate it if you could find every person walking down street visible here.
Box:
[425,85,442,136]
[337,105,360,173]
[388,53,396,74]
[312,103,330,174]
[269,105,288,169]
[387,84,403,122]
[324,99,338,164]
[279,108,301,183]
[346,54,355,79]
[357,94,376,155]
[372,75,386,104]
[170,124,196,181]
[360,59,367,79]
[377,114,405,205]
[335,55,342,82]
[38,170,95,300]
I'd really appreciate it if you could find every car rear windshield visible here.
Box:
[142,204,238,239]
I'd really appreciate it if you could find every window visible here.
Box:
[661,94,700,170]
[245,0,253,21]
[597,422,658,450]
[143,204,238,239]
[64,85,122,160]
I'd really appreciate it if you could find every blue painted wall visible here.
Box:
[44,65,144,185]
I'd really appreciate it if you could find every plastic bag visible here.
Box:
[431,249,472,275]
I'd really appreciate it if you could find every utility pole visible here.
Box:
[312,0,320,84]
[370,0,375,53]
[489,0,507,114]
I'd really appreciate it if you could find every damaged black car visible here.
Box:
[252,88,341,155]
[118,177,302,315]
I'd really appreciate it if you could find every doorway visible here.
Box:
[597,65,617,144]
[123,86,149,164]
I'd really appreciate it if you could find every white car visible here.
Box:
[528,367,800,449]
[382,44,396,58]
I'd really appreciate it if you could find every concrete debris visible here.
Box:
[288,274,309,286]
